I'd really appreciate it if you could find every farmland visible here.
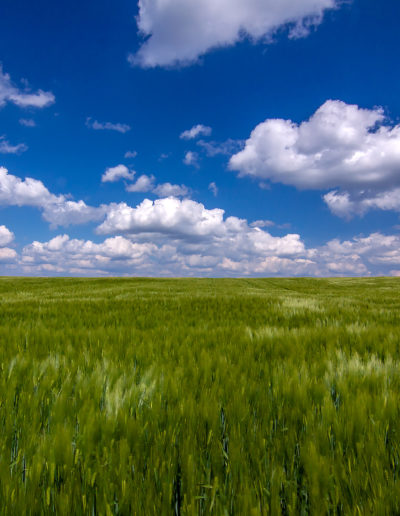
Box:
[0,277,399,514]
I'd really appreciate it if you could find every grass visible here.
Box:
[0,277,399,514]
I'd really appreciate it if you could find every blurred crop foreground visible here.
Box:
[0,277,399,514]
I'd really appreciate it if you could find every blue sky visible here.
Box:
[1,0,400,276]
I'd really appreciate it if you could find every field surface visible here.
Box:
[0,277,400,515]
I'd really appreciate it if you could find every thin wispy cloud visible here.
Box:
[124,150,137,158]
[86,117,131,133]
[19,118,36,127]
[0,137,27,154]
[0,65,55,108]
[208,182,218,197]
[180,124,212,140]
[197,138,243,157]
[183,151,200,168]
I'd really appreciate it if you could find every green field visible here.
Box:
[1,277,400,515]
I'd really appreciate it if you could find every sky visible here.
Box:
[1,0,400,277]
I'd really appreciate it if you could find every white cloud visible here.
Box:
[198,138,243,157]
[119,200,393,275]
[20,199,309,276]
[100,163,191,200]
[123,173,191,198]
[0,225,16,263]
[0,225,14,246]
[86,117,131,133]
[324,188,400,219]
[22,224,400,277]
[96,197,226,238]
[324,233,399,260]
[19,118,36,127]
[0,247,17,262]
[20,234,158,275]
[41,200,107,228]
[96,198,306,262]
[126,174,156,193]
[10,91,55,108]
[208,182,218,196]
[0,65,55,108]
[320,233,400,274]
[250,219,291,230]
[229,100,393,189]
[250,219,275,228]
[183,151,199,167]
[180,124,212,140]
[152,182,190,197]
[130,0,337,68]
[124,150,138,159]
[0,137,28,154]
[0,167,53,207]
[11,184,400,277]
[229,100,400,217]
[102,164,135,183]
[0,167,105,228]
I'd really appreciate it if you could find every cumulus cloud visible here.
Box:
[0,225,16,263]
[0,247,17,262]
[96,197,306,260]
[102,164,135,183]
[93,198,400,276]
[152,182,190,197]
[319,233,400,274]
[229,100,393,189]
[0,65,55,108]
[97,197,228,238]
[20,235,157,275]
[86,117,131,133]
[183,151,199,167]
[20,198,310,276]
[0,167,105,228]
[41,200,107,228]
[130,0,337,67]
[324,189,400,218]
[324,233,400,260]
[123,173,191,198]
[180,124,212,140]
[8,179,400,277]
[125,174,156,193]
[0,137,28,154]
[0,225,14,246]
[100,165,191,199]
[0,167,54,207]
[229,100,400,218]
[20,217,400,278]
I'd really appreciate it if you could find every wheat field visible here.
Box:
[0,277,399,514]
